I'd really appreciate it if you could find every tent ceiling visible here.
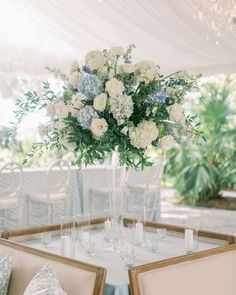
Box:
[0,0,236,98]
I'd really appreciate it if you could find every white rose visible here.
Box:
[93,93,107,112]
[91,118,108,138]
[105,78,125,97]
[38,123,47,138]
[167,103,185,125]
[109,46,124,56]
[68,71,81,88]
[85,50,106,70]
[122,63,135,74]
[46,102,55,118]
[135,60,159,84]
[160,135,175,151]
[55,101,69,119]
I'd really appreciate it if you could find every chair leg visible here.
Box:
[28,201,32,226]
[16,206,20,227]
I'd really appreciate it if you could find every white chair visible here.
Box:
[0,162,23,228]
[89,166,127,216]
[28,159,71,224]
[126,160,164,219]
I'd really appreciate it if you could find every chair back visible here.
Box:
[129,244,236,295]
[47,159,71,197]
[0,162,22,199]
[0,238,106,295]
[127,159,164,190]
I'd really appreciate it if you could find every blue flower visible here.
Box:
[150,91,165,103]
[77,105,98,129]
[77,74,103,100]
[82,65,91,74]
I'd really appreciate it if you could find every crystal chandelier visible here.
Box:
[194,0,236,44]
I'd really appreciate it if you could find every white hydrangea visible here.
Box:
[91,118,108,138]
[105,78,125,97]
[167,103,185,125]
[110,95,133,125]
[135,60,159,84]
[85,50,106,70]
[129,120,159,149]
[121,63,135,74]
[46,102,55,118]
[109,46,124,56]
[54,101,69,119]
[70,60,79,73]
[68,71,82,88]
[97,66,108,79]
[93,93,107,112]
[38,123,47,138]
[160,135,175,151]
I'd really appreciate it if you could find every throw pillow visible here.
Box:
[23,264,67,295]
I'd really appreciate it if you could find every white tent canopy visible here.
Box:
[0,0,236,99]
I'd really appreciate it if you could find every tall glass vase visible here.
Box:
[107,149,126,228]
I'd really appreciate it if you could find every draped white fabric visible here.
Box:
[0,0,236,99]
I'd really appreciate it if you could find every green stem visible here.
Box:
[159,71,181,81]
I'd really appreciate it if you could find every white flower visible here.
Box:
[93,93,107,112]
[109,46,124,56]
[60,137,76,150]
[97,66,108,79]
[91,118,108,138]
[38,123,47,138]
[110,95,133,124]
[167,103,185,125]
[46,102,55,118]
[54,101,69,119]
[129,120,159,149]
[68,71,82,88]
[160,135,175,151]
[85,50,106,70]
[105,78,125,97]
[108,69,115,79]
[70,60,79,73]
[121,63,135,74]
[135,60,159,84]
[71,93,85,109]
[121,126,128,135]
[54,120,66,130]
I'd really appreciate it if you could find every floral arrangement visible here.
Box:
[14,45,200,168]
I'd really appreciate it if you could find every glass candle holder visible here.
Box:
[60,216,75,258]
[185,226,198,254]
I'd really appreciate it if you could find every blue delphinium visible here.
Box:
[82,65,91,74]
[77,74,103,100]
[77,105,98,129]
[149,91,165,103]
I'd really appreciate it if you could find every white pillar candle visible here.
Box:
[82,231,90,247]
[185,229,194,252]
[104,220,112,239]
[135,221,144,244]
[60,235,73,258]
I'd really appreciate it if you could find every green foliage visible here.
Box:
[166,75,236,203]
